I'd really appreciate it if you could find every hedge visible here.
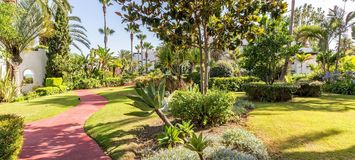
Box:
[0,114,24,160]
[35,87,61,96]
[209,77,260,92]
[295,81,323,97]
[45,78,63,87]
[243,83,299,102]
[102,77,124,87]
[323,80,355,95]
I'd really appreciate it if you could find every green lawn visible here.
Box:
[246,93,355,160]
[0,92,79,123]
[84,86,159,160]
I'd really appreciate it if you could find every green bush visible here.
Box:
[205,146,257,160]
[144,146,198,160]
[76,78,102,89]
[243,83,298,102]
[323,80,355,95]
[35,87,61,96]
[135,76,162,88]
[45,77,63,87]
[103,77,124,87]
[170,90,235,127]
[189,72,200,85]
[210,61,234,78]
[209,77,260,92]
[295,81,323,97]
[222,128,269,160]
[0,114,24,160]
[0,77,16,102]
[232,100,255,117]
[58,85,68,92]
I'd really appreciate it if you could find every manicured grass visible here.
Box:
[246,93,355,160]
[84,86,159,160]
[0,92,79,123]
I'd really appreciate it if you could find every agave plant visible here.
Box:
[176,120,194,141]
[185,133,209,160]
[157,126,184,148]
[127,80,173,126]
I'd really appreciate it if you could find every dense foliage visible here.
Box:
[210,61,234,78]
[169,90,235,127]
[324,79,355,95]
[295,81,323,97]
[0,114,24,160]
[209,77,260,92]
[243,83,298,102]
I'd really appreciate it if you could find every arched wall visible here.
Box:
[16,49,47,93]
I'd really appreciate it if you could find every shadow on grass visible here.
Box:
[24,93,79,108]
[272,129,354,160]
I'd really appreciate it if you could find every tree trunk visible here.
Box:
[130,33,134,72]
[140,41,144,72]
[334,33,341,73]
[198,153,205,160]
[155,109,173,127]
[198,27,204,94]
[203,25,209,95]
[103,5,108,49]
[145,50,148,74]
[280,0,296,80]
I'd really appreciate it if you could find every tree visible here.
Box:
[94,46,114,71]
[242,19,293,85]
[0,1,44,94]
[98,27,115,42]
[293,3,325,28]
[99,0,113,49]
[136,34,147,70]
[328,5,355,72]
[295,53,313,73]
[120,0,287,94]
[143,42,153,73]
[124,23,140,72]
[46,1,71,78]
[69,16,91,52]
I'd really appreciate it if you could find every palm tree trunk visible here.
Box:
[145,50,148,74]
[140,41,144,72]
[130,33,134,72]
[203,24,209,95]
[155,109,173,127]
[103,5,108,49]
[335,33,341,73]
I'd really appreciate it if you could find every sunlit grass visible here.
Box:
[0,92,79,123]
[245,93,355,160]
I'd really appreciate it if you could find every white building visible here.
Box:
[132,50,157,71]
[291,48,318,74]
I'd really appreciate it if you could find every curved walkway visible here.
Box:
[20,90,111,160]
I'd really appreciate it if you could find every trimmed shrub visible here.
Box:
[323,80,355,95]
[58,85,68,92]
[210,61,234,77]
[45,77,63,87]
[76,78,102,89]
[135,76,162,88]
[222,128,269,160]
[243,83,298,102]
[0,114,24,160]
[144,147,198,160]
[209,77,260,92]
[35,87,61,96]
[205,146,257,160]
[295,81,323,97]
[103,77,124,87]
[170,90,235,127]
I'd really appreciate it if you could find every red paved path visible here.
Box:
[20,90,111,160]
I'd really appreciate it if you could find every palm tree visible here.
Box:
[0,0,44,94]
[69,16,91,52]
[98,27,115,46]
[124,23,140,71]
[136,34,147,70]
[94,46,114,71]
[98,0,113,49]
[143,42,153,73]
[328,5,355,72]
[295,53,313,73]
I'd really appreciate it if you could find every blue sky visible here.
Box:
[69,0,354,54]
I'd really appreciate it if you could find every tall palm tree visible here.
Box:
[98,0,113,49]
[69,16,91,52]
[295,53,313,73]
[328,5,355,72]
[0,0,44,94]
[124,23,140,71]
[98,27,115,46]
[143,42,153,73]
[136,34,147,70]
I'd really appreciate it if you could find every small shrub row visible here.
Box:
[295,81,323,97]
[0,114,24,160]
[243,83,298,102]
[102,77,124,87]
[209,76,260,92]
[323,80,355,95]
[35,87,63,96]
[169,90,235,127]
[75,78,102,89]
[45,77,63,87]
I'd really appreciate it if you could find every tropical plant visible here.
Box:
[185,133,209,160]
[295,53,313,73]
[124,23,140,71]
[158,126,183,148]
[98,27,115,47]
[0,74,16,102]
[94,46,114,71]
[136,34,147,69]
[98,0,113,48]
[0,0,44,94]
[69,16,91,52]
[127,81,173,126]
[176,120,194,141]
